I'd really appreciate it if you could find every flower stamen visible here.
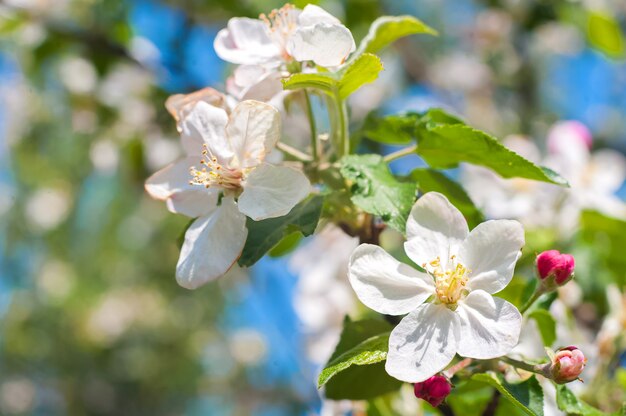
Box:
[189,144,242,189]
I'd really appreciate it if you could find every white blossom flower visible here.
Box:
[214,4,355,68]
[145,91,310,289]
[348,192,524,382]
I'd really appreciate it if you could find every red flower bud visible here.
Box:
[536,250,575,287]
[414,375,452,407]
[550,346,586,384]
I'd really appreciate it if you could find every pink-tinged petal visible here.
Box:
[348,244,435,315]
[404,192,469,270]
[456,290,522,359]
[165,87,228,130]
[182,101,233,165]
[176,197,247,289]
[214,18,281,65]
[459,219,524,294]
[226,101,281,168]
[386,303,459,383]
[238,163,310,220]
[287,23,355,67]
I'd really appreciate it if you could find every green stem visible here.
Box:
[383,144,418,162]
[276,142,313,162]
[501,357,547,376]
[303,90,318,162]
[336,92,349,157]
[519,288,545,314]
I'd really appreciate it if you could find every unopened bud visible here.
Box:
[414,375,451,407]
[536,250,575,288]
[549,346,586,384]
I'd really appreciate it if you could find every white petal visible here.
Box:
[287,23,355,67]
[348,244,435,315]
[145,156,216,217]
[456,290,522,359]
[459,220,524,294]
[145,158,193,200]
[182,101,233,165]
[238,163,310,220]
[214,18,280,65]
[404,192,469,269]
[166,188,219,218]
[386,303,459,383]
[298,4,341,26]
[226,101,281,168]
[176,197,247,289]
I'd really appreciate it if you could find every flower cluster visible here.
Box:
[141,3,605,413]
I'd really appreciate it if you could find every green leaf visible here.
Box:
[471,372,544,416]
[268,232,302,257]
[338,53,383,99]
[409,168,484,228]
[417,123,569,186]
[555,384,608,416]
[282,72,337,94]
[282,53,383,99]
[528,309,557,347]
[354,15,438,57]
[340,154,417,232]
[587,11,625,59]
[318,333,389,387]
[238,195,323,267]
[362,112,421,145]
[320,318,401,400]
[580,210,626,285]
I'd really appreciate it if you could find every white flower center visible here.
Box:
[189,144,243,190]
[424,256,470,306]
[260,4,298,58]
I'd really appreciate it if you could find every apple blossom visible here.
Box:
[214,4,355,69]
[348,192,524,382]
[145,96,310,289]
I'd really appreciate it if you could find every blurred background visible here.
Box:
[0,0,625,415]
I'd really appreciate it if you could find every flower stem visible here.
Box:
[303,90,318,162]
[383,144,418,162]
[501,357,547,376]
[519,288,545,314]
[337,93,349,157]
[276,142,313,162]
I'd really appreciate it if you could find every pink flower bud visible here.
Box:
[548,121,593,153]
[414,375,452,407]
[550,346,586,384]
[536,250,575,287]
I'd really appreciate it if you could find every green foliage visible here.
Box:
[362,112,420,144]
[238,195,324,267]
[353,15,438,57]
[340,154,417,232]
[587,11,625,59]
[417,123,568,186]
[409,168,484,229]
[319,318,402,400]
[362,109,568,186]
[580,210,626,286]
[282,53,383,99]
[471,372,544,416]
[318,333,389,387]
[268,232,302,257]
[528,309,557,347]
[556,384,609,416]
